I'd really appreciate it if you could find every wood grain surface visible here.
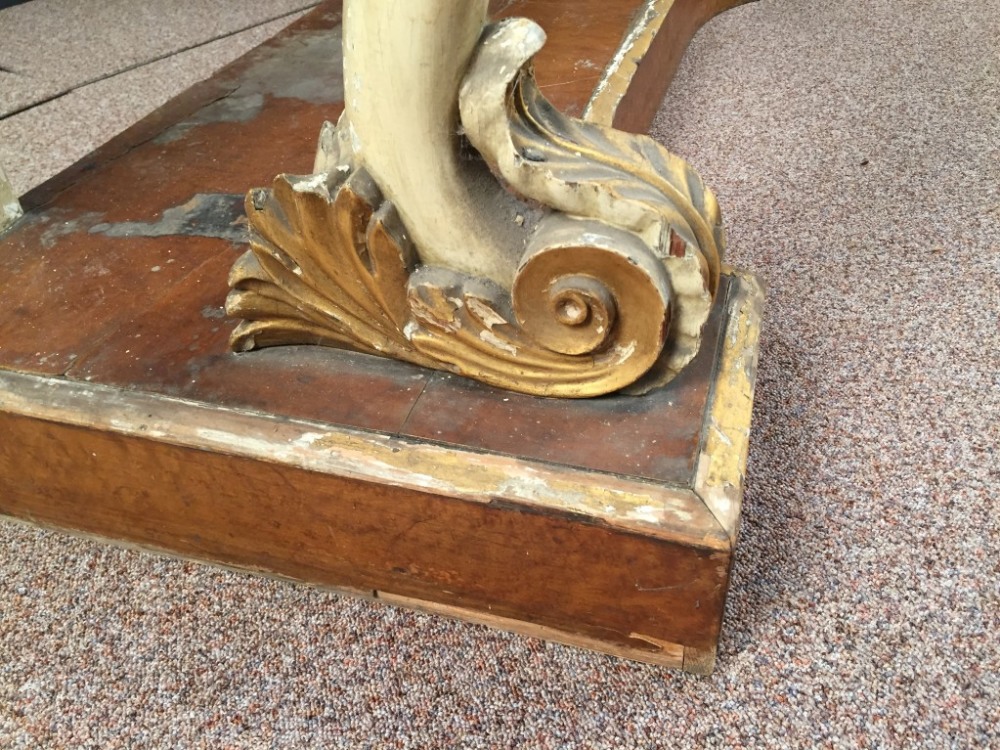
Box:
[0,405,731,661]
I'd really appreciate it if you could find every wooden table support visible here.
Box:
[0,0,759,673]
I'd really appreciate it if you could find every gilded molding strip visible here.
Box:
[694,269,765,539]
[583,0,677,126]
[0,369,725,548]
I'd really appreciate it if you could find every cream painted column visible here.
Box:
[342,0,530,287]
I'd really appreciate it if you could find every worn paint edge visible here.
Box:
[0,369,727,550]
[694,268,765,541]
[0,164,23,235]
[583,0,677,125]
[378,592,688,671]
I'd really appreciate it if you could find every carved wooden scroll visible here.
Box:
[227,0,726,398]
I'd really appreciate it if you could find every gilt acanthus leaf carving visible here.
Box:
[226,5,727,398]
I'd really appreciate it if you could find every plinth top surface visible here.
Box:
[0,0,722,489]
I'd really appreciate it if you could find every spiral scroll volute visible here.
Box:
[513,216,673,381]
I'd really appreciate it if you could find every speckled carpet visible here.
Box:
[1,0,998,747]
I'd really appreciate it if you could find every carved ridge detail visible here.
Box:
[227,170,434,368]
[460,18,724,387]
[226,6,727,398]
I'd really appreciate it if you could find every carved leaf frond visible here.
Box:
[226,157,676,397]
[460,19,723,279]
[225,169,434,366]
[226,17,731,396]
[407,271,644,396]
[459,17,725,387]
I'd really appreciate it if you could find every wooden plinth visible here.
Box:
[0,0,759,673]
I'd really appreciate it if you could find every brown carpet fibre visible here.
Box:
[1,0,998,747]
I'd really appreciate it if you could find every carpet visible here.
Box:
[1,0,997,746]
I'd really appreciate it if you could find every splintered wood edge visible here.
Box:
[694,268,765,540]
[0,370,727,551]
[377,592,725,673]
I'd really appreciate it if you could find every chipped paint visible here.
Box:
[479,329,518,355]
[596,341,638,366]
[0,165,23,235]
[626,504,672,524]
[465,297,506,329]
[403,320,420,341]
[154,93,265,145]
[35,210,105,249]
[90,193,248,244]
[291,173,330,194]
[156,31,344,144]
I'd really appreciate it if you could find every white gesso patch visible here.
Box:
[712,422,734,447]
[479,329,517,355]
[465,297,506,328]
[3,199,22,220]
[626,504,665,524]
[610,341,636,364]
[195,427,307,465]
[291,173,329,193]
[496,473,586,508]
